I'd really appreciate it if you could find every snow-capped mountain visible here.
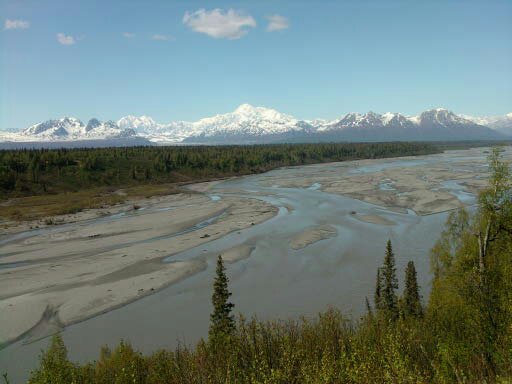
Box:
[1,105,509,146]
[412,109,501,140]
[23,117,85,138]
[117,115,196,142]
[464,113,512,136]
[117,115,161,134]
[187,104,313,141]
[301,108,504,142]
[13,118,137,141]
[118,104,314,143]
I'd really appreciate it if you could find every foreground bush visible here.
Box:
[26,307,510,383]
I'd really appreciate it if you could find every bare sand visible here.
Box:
[354,214,396,226]
[1,146,509,347]
[289,225,337,250]
[257,147,512,215]
[185,179,229,193]
[0,193,277,346]
[220,244,255,263]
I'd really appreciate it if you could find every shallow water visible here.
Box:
[0,147,501,382]
[440,180,477,205]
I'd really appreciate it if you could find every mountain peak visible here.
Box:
[86,118,101,131]
[4,107,508,144]
[117,115,159,133]
[234,103,258,113]
[16,116,136,141]
[419,108,464,125]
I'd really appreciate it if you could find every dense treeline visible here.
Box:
[0,142,438,198]
[21,148,512,383]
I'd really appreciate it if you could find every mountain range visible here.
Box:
[461,113,512,136]
[1,105,510,146]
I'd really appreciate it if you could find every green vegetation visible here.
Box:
[0,184,181,222]
[401,261,423,319]
[209,255,236,343]
[7,147,511,383]
[377,240,399,319]
[0,142,438,221]
[0,143,440,198]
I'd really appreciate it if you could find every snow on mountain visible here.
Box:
[406,109,503,140]
[383,113,415,128]
[316,111,419,133]
[9,117,137,142]
[83,119,136,139]
[326,111,387,130]
[321,108,495,131]
[117,115,197,143]
[463,113,512,135]
[418,108,469,126]
[23,117,85,138]
[2,105,509,145]
[117,115,161,134]
[180,107,506,143]
[305,118,338,131]
[136,121,194,143]
[117,104,304,141]
[191,104,305,138]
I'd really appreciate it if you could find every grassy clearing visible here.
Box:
[0,183,185,223]
[0,188,126,222]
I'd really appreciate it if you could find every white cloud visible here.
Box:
[4,19,30,30]
[183,8,256,40]
[151,34,173,41]
[266,14,289,32]
[123,32,135,38]
[56,33,76,45]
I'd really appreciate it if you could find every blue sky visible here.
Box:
[1,0,511,129]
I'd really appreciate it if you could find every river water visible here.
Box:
[0,148,496,382]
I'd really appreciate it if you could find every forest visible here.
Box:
[0,142,438,198]
[16,148,512,383]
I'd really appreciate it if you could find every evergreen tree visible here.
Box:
[402,260,423,318]
[209,255,235,341]
[374,268,382,311]
[382,239,399,318]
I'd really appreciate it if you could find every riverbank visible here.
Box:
[255,147,501,215]
[2,146,511,349]
[0,191,277,347]
[0,142,440,223]
[1,146,510,382]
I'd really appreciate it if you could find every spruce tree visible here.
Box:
[209,255,235,341]
[402,260,423,318]
[382,239,399,318]
[374,268,382,311]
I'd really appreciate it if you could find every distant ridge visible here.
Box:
[1,105,509,145]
